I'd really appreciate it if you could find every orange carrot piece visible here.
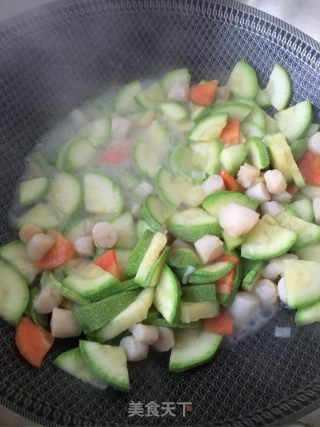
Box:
[298,151,320,186]
[203,310,234,336]
[220,169,244,192]
[95,249,121,280]
[101,143,131,164]
[35,230,75,270]
[216,253,239,265]
[215,268,236,295]
[15,317,54,368]
[189,80,218,106]
[220,120,240,145]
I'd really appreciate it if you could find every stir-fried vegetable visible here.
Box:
[1,60,320,392]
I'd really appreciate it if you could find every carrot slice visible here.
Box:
[189,80,218,106]
[203,310,234,336]
[101,142,131,164]
[298,151,320,186]
[95,249,121,279]
[35,230,75,270]
[220,169,244,192]
[15,317,54,368]
[215,267,236,295]
[220,120,240,145]
[216,253,239,265]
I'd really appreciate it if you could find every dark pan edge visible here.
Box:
[0,0,319,70]
[0,0,320,425]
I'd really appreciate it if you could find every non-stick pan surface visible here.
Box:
[1,1,320,425]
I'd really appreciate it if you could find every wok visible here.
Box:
[1,0,320,425]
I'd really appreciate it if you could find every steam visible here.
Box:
[0,0,51,22]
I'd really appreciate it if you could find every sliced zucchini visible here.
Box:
[169,145,194,178]
[290,199,314,222]
[241,259,264,292]
[241,121,264,138]
[79,340,130,392]
[16,203,60,230]
[84,173,123,216]
[48,172,82,216]
[181,284,216,302]
[284,259,320,309]
[247,136,270,169]
[260,64,292,111]
[155,168,184,208]
[167,248,201,269]
[168,208,221,242]
[143,120,169,153]
[211,101,252,121]
[154,265,180,323]
[19,177,49,206]
[123,230,154,278]
[135,82,164,109]
[78,118,111,148]
[295,301,320,326]
[0,241,39,284]
[65,138,96,171]
[203,190,258,217]
[114,248,131,274]
[255,87,271,108]
[275,210,320,249]
[54,348,107,389]
[26,287,48,329]
[275,100,312,141]
[187,262,234,284]
[265,133,305,187]
[161,68,191,96]
[188,113,228,141]
[46,273,88,306]
[114,80,142,114]
[294,243,320,262]
[54,139,73,170]
[143,246,169,288]
[134,232,167,286]
[140,195,173,231]
[0,259,29,326]
[289,138,308,161]
[112,212,137,249]
[264,113,279,134]
[63,263,120,301]
[283,204,300,218]
[191,139,223,175]
[228,60,258,99]
[145,307,199,329]
[73,289,140,333]
[303,122,320,138]
[159,102,189,122]
[95,288,154,342]
[191,105,208,122]
[232,99,266,129]
[220,143,248,175]
[136,220,152,238]
[223,230,245,251]
[241,219,297,260]
[180,301,220,323]
[133,140,164,180]
[169,329,222,372]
